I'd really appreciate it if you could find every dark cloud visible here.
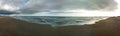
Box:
[0,0,118,15]
[0,10,18,15]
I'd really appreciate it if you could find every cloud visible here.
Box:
[26,0,117,11]
[18,0,118,16]
[0,0,118,16]
[0,10,18,15]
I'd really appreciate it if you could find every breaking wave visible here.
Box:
[12,16,109,27]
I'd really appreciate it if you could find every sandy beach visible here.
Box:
[0,16,119,36]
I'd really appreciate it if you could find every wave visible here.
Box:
[11,16,109,27]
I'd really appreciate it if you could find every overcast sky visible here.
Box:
[0,0,119,16]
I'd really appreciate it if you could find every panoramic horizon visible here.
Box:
[0,0,120,36]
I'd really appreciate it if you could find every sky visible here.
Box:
[0,0,120,16]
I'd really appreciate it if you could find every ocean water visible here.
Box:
[11,16,109,27]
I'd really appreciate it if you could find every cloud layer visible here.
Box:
[0,0,118,16]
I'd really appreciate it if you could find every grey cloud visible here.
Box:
[25,0,117,12]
